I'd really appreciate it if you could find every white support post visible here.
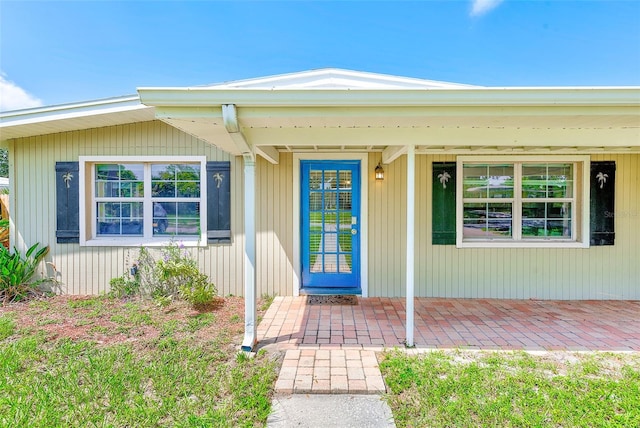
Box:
[241,155,257,352]
[405,145,415,347]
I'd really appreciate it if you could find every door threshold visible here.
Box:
[299,287,362,296]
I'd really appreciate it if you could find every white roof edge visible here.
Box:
[0,95,148,126]
[138,85,640,91]
[137,86,640,107]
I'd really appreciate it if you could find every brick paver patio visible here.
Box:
[260,296,640,394]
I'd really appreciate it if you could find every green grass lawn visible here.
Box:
[0,296,278,428]
[380,350,640,428]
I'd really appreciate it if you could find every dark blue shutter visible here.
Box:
[432,162,456,245]
[56,162,80,243]
[590,161,615,246]
[207,161,231,243]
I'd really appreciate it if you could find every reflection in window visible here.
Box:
[463,203,512,238]
[521,163,573,238]
[97,202,143,236]
[152,164,200,198]
[95,164,144,198]
[462,161,576,241]
[152,202,200,236]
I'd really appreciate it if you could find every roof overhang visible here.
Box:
[0,95,155,142]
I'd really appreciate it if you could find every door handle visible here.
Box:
[351,229,357,235]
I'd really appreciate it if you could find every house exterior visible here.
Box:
[1,69,639,348]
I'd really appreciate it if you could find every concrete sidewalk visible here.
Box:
[267,394,395,428]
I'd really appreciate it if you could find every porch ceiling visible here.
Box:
[152,104,640,158]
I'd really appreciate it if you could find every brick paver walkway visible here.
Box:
[275,349,386,394]
[260,296,640,394]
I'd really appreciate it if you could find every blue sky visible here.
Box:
[1,0,639,111]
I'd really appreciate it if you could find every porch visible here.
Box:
[259,296,640,352]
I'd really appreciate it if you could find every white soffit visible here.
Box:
[0,96,155,141]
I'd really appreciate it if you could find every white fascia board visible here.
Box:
[0,95,145,127]
[137,87,640,108]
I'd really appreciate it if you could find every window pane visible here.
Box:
[522,202,572,238]
[338,212,352,231]
[310,171,322,190]
[339,171,352,189]
[463,202,512,238]
[95,164,143,197]
[324,192,336,210]
[323,171,337,190]
[311,255,322,272]
[463,164,513,198]
[152,202,200,236]
[547,164,573,198]
[522,163,573,199]
[175,218,200,235]
[463,165,488,198]
[338,191,352,210]
[309,192,322,211]
[487,165,514,198]
[324,254,338,273]
[153,202,169,234]
[151,164,200,198]
[97,202,143,236]
[338,233,352,252]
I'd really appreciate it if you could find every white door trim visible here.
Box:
[293,153,369,297]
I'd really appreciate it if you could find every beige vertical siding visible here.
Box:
[368,153,640,299]
[255,153,295,297]
[12,121,251,296]
[368,152,407,297]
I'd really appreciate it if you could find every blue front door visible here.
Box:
[301,161,361,292]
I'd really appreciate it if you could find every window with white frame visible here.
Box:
[81,157,207,245]
[456,156,589,248]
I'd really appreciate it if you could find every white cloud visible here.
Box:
[471,0,504,17]
[0,73,43,112]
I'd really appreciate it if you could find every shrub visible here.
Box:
[113,242,217,308]
[108,272,140,298]
[0,243,50,303]
[154,244,217,307]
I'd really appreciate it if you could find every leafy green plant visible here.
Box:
[178,277,216,307]
[108,272,140,298]
[139,243,217,307]
[0,243,50,303]
[153,294,172,308]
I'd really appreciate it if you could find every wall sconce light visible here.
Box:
[375,162,385,181]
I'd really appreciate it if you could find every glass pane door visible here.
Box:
[301,161,360,289]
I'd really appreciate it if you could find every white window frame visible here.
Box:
[456,155,590,248]
[79,156,207,247]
